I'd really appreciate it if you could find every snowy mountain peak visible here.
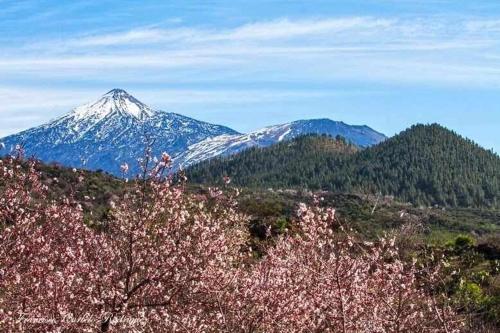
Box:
[0,89,240,175]
[71,89,155,121]
[0,89,386,176]
[104,88,131,96]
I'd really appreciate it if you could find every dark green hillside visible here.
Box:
[187,124,500,208]
[343,124,500,207]
[187,134,358,189]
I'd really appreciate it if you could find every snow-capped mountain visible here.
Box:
[0,89,239,175]
[0,89,386,175]
[173,119,387,169]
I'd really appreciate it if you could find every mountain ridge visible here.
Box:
[0,89,386,175]
[173,118,386,169]
[0,89,239,175]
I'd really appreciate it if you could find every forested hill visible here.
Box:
[186,124,500,208]
[187,134,357,189]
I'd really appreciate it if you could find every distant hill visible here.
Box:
[187,124,500,208]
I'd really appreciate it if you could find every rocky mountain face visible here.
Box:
[0,89,386,175]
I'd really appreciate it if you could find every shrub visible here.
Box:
[454,235,475,250]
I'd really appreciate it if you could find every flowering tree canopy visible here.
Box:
[218,205,463,332]
[0,153,463,332]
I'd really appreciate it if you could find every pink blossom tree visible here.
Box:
[218,204,463,332]
[0,154,246,332]
[0,153,463,332]
[0,155,106,331]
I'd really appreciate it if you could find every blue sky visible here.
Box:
[1,0,500,151]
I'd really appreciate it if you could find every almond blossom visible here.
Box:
[0,154,246,332]
[0,152,463,332]
[218,204,463,332]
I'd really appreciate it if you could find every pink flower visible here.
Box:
[297,202,308,215]
[161,152,171,165]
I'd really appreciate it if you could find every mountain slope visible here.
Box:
[187,125,500,208]
[1,89,387,174]
[0,89,239,175]
[174,119,386,168]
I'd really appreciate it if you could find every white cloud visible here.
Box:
[73,27,202,46]
[53,16,497,51]
[214,17,395,41]
[0,87,96,114]
[2,16,500,107]
[0,86,360,114]
[0,53,229,72]
[466,19,500,32]
[65,17,395,47]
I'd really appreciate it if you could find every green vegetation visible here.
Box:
[187,124,500,208]
[442,236,500,329]
[187,134,358,190]
[229,187,500,241]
